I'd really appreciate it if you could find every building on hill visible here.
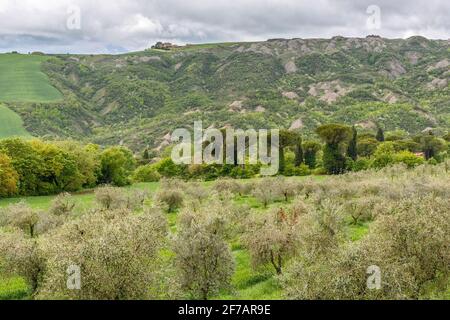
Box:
[151,42,181,50]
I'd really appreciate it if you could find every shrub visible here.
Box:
[155,188,184,212]
[251,178,280,208]
[133,164,161,182]
[243,207,301,274]
[349,157,370,172]
[370,142,395,169]
[393,151,425,168]
[48,193,75,216]
[100,146,135,186]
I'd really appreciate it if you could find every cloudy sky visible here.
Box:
[0,0,449,54]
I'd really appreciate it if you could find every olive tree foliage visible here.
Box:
[0,202,64,238]
[184,181,209,203]
[243,202,306,275]
[172,208,235,300]
[95,185,127,210]
[0,202,39,237]
[37,207,168,300]
[251,178,281,208]
[95,185,149,211]
[213,178,241,195]
[281,195,450,300]
[155,188,184,213]
[0,230,45,295]
[275,177,299,202]
[48,193,75,216]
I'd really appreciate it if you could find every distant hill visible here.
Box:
[2,36,449,150]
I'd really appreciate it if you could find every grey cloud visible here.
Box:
[0,0,448,54]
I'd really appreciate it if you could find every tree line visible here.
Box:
[0,139,135,197]
[1,124,448,197]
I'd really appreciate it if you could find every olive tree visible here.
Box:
[243,207,301,275]
[251,178,280,208]
[48,193,75,216]
[155,188,184,212]
[281,195,450,300]
[94,185,127,210]
[0,230,45,295]
[172,209,235,300]
[1,202,39,237]
[37,207,168,300]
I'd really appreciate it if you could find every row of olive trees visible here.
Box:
[0,184,241,300]
[1,163,449,300]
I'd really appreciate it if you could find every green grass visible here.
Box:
[217,249,282,300]
[0,53,62,103]
[0,104,31,138]
[0,276,29,300]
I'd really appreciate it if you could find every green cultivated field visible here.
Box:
[0,54,62,103]
[0,104,30,138]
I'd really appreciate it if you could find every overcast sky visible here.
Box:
[0,0,449,54]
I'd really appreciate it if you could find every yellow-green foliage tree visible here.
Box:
[100,146,135,186]
[0,153,18,197]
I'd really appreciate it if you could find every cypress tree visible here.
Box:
[376,127,385,142]
[347,126,358,161]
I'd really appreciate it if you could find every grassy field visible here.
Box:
[0,53,62,103]
[0,104,30,138]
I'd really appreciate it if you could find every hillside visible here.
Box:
[0,104,30,138]
[3,36,450,151]
[0,53,62,103]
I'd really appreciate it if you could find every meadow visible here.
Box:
[0,54,62,103]
[0,104,30,138]
[0,164,448,300]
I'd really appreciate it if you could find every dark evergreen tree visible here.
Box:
[376,127,385,142]
[316,124,352,175]
[294,135,303,167]
[347,126,358,161]
[303,141,322,169]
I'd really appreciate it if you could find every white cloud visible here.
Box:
[0,0,448,53]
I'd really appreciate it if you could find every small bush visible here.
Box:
[155,188,184,213]
[94,186,126,210]
[48,193,75,216]
[133,165,161,182]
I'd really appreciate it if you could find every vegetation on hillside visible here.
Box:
[1,36,448,151]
